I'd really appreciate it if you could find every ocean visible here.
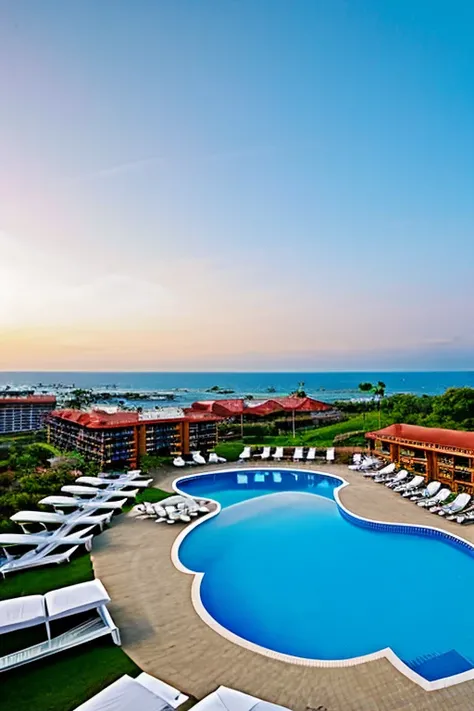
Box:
[0,372,474,407]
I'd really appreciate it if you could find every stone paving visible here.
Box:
[91,463,474,711]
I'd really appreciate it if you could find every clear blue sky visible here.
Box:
[1,1,473,370]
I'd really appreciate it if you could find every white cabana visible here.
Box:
[192,686,290,711]
[74,675,172,711]
[0,595,46,635]
[45,579,110,621]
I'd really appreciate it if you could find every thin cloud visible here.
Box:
[76,155,161,182]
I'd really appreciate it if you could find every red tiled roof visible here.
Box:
[0,396,56,405]
[366,423,474,453]
[50,407,222,429]
[50,409,140,428]
[190,396,332,417]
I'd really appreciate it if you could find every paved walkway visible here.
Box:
[91,463,474,711]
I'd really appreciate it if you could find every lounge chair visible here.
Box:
[456,509,474,524]
[349,456,380,472]
[326,447,335,463]
[192,451,206,465]
[437,493,471,517]
[365,462,396,479]
[10,510,112,533]
[293,447,304,461]
[447,503,474,521]
[208,452,226,464]
[173,457,186,467]
[352,453,362,466]
[306,447,316,461]
[408,481,441,501]
[394,475,424,494]
[417,487,450,508]
[272,447,284,461]
[385,470,409,488]
[239,446,251,462]
[259,446,271,460]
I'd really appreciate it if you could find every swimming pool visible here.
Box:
[173,468,474,689]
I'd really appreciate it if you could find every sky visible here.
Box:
[1,0,474,371]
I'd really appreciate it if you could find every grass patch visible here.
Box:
[135,487,172,504]
[215,412,391,456]
[0,640,139,711]
[215,442,244,462]
[0,552,93,601]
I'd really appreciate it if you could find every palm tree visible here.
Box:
[373,381,386,427]
[358,382,373,424]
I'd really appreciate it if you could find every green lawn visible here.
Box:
[215,411,391,459]
[0,552,93,601]
[0,641,139,711]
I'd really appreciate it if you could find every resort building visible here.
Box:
[366,423,474,494]
[46,407,222,469]
[0,395,57,435]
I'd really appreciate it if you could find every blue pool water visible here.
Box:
[176,469,474,683]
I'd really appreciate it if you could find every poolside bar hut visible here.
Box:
[366,424,474,495]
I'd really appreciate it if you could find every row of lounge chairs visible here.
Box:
[239,446,336,463]
[133,494,211,524]
[74,675,289,711]
[173,450,228,467]
[352,457,474,524]
[0,470,152,577]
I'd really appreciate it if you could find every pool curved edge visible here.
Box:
[170,467,474,692]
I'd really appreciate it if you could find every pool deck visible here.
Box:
[91,463,474,711]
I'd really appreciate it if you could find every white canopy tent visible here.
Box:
[74,675,172,711]
[192,687,291,711]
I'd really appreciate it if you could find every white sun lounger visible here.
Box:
[191,685,290,711]
[409,480,441,501]
[417,487,450,508]
[259,446,271,460]
[39,495,127,511]
[76,476,152,489]
[192,451,206,465]
[61,485,138,500]
[239,446,251,461]
[293,447,304,461]
[173,456,186,467]
[437,492,471,517]
[365,462,396,479]
[272,447,284,461]
[326,447,335,463]
[10,510,112,533]
[306,447,316,461]
[208,452,226,464]
[394,475,424,493]
[385,470,408,488]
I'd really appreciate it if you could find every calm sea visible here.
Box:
[0,372,474,406]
